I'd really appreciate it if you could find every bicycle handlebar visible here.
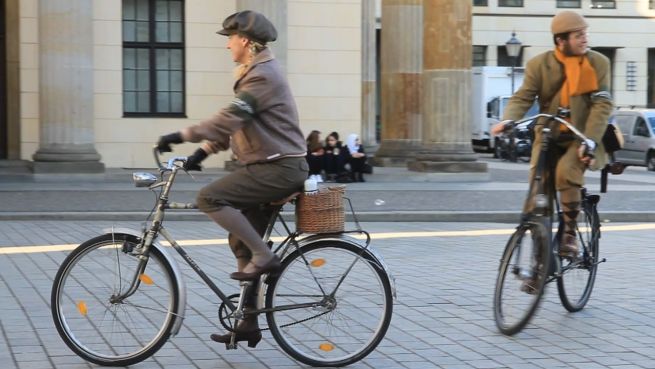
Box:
[504,113,596,158]
[508,113,589,143]
[152,146,188,172]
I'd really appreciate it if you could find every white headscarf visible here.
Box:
[346,134,360,154]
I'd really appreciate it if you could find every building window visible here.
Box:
[473,46,487,66]
[473,0,488,6]
[648,49,655,108]
[498,0,523,6]
[557,0,581,8]
[122,0,185,116]
[650,0,655,9]
[590,1,616,8]
[497,46,523,67]
[591,47,615,98]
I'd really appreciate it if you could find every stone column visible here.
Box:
[408,0,486,173]
[2,0,22,163]
[32,0,104,173]
[237,0,287,73]
[361,0,377,148]
[371,0,423,167]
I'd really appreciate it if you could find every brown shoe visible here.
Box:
[230,256,281,281]
[520,278,538,295]
[559,233,579,258]
[210,315,262,348]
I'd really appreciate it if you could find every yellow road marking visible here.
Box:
[1,223,653,255]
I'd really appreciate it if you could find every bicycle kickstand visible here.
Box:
[226,280,254,350]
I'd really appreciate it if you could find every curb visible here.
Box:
[1,211,654,223]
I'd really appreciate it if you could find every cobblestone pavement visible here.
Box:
[0,221,654,369]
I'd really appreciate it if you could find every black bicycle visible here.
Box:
[51,148,395,367]
[493,113,604,336]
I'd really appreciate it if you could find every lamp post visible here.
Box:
[504,32,522,163]
[505,32,522,94]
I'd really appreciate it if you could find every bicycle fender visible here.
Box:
[103,227,187,336]
[295,234,397,299]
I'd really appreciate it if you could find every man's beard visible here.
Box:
[563,43,586,57]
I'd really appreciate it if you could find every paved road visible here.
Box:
[1,220,654,368]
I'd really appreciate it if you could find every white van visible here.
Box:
[611,109,655,171]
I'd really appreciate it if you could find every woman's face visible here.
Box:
[327,136,337,147]
[227,34,250,64]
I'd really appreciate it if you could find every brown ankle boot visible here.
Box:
[559,233,579,258]
[210,314,262,348]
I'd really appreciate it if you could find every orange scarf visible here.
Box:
[554,48,598,108]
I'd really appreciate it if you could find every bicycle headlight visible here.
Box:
[132,172,158,187]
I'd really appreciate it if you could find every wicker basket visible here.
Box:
[296,185,345,234]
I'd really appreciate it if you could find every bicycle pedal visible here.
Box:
[559,252,578,261]
[225,342,238,350]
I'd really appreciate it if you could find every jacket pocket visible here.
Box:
[232,128,261,154]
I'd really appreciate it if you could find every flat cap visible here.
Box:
[217,10,277,44]
[551,11,588,35]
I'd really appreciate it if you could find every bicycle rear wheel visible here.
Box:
[557,195,600,312]
[51,234,179,366]
[266,240,393,367]
[493,223,550,335]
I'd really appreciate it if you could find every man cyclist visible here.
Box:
[157,10,308,345]
[492,11,613,291]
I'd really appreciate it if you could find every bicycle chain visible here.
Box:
[218,298,331,333]
[259,309,331,332]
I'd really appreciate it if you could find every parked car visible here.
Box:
[494,121,533,162]
[611,108,655,171]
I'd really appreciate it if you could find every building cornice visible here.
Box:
[473,13,655,20]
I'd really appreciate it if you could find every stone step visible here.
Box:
[0,160,33,175]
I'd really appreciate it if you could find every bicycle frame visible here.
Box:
[525,121,562,280]
[519,114,594,282]
[111,148,387,330]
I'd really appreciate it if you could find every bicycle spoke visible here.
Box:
[557,197,600,312]
[266,241,392,367]
[52,236,178,366]
[494,225,548,335]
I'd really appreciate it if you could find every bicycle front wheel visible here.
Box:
[557,196,600,312]
[51,234,179,366]
[266,240,393,367]
[493,223,550,335]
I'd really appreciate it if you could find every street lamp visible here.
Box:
[504,32,522,163]
[505,32,522,94]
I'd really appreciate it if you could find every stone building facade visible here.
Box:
[2,0,655,170]
[1,0,367,169]
[472,0,655,108]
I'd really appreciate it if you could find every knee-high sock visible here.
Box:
[560,187,580,236]
[205,207,274,265]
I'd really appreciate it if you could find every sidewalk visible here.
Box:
[1,156,654,222]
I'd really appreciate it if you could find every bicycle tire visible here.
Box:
[51,233,179,366]
[493,221,550,335]
[265,240,393,367]
[557,196,600,312]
